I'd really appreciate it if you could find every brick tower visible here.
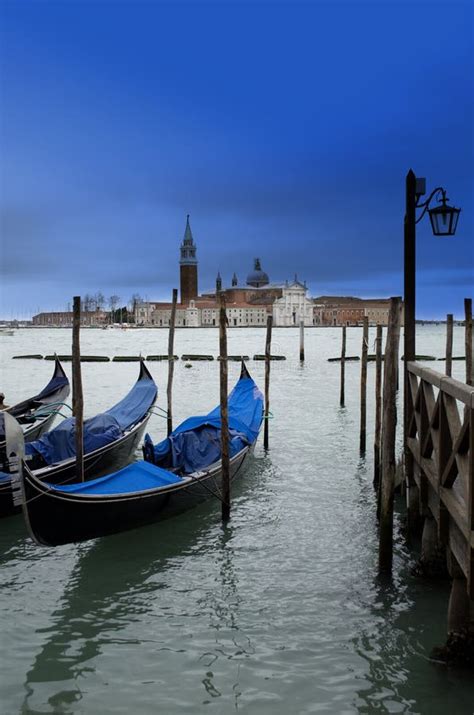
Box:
[179,215,198,304]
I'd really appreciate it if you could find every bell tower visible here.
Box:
[179,215,198,304]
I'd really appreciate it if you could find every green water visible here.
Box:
[0,326,472,714]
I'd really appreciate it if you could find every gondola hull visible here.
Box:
[0,413,150,518]
[0,361,157,519]
[20,445,253,546]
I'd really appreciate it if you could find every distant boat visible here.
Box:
[0,328,14,336]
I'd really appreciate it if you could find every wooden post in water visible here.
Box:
[378,297,401,574]
[359,316,369,453]
[373,324,383,488]
[72,296,84,482]
[299,320,305,362]
[263,314,273,450]
[340,326,346,407]
[219,293,230,521]
[167,288,178,436]
[445,313,453,378]
[465,298,472,386]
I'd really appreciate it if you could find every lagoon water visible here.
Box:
[0,326,473,714]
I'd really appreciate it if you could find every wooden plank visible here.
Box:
[442,488,470,540]
[407,363,442,387]
[447,517,469,579]
[441,418,469,488]
[439,376,474,406]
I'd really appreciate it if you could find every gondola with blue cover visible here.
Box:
[15,363,263,545]
[0,361,157,518]
[0,357,70,453]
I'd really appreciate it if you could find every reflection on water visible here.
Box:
[0,326,473,714]
[21,511,220,712]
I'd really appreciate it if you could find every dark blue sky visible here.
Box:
[1,0,472,319]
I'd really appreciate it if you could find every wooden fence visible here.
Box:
[406,361,474,597]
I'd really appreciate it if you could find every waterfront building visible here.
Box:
[133,218,401,328]
[312,297,402,326]
[32,310,108,327]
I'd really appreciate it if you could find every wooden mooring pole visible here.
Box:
[340,326,346,407]
[167,288,178,436]
[299,320,305,362]
[465,298,472,386]
[219,293,230,521]
[373,325,383,488]
[263,314,273,450]
[445,313,453,378]
[359,316,369,453]
[378,297,401,574]
[72,296,84,482]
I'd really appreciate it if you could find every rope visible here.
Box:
[33,402,73,417]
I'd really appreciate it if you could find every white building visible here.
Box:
[272,279,314,326]
[200,302,268,327]
[135,300,201,327]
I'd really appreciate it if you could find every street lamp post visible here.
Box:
[403,169,461,531]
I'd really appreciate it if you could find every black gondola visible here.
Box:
[0,361,157,518]
[0,357,70,452]
[15,364,263,546]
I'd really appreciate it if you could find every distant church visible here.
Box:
[134,214,317,327]
[179,215,274,303]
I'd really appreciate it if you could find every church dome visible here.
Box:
[246,258,269,288]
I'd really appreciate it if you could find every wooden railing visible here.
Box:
[406,362,474,596]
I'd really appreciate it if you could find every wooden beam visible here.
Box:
[167,288,178,437]
[219,293,230,521]
[72,296,84,482]
[373,325,382,487]
[359,316,369,453]
[340,326,346,408]
[445,313,453,377]
[263,315,273,450]
[379,297,401,574]
[465,298,472,386]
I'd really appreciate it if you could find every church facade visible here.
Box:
[133,215,398,328]
[135,216,314,327]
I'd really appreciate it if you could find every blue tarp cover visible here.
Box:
[151,374,263,473]
[25,413,122,464]
[25,373,157,465]
[51,460,181,495]
[105,375,157,430]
